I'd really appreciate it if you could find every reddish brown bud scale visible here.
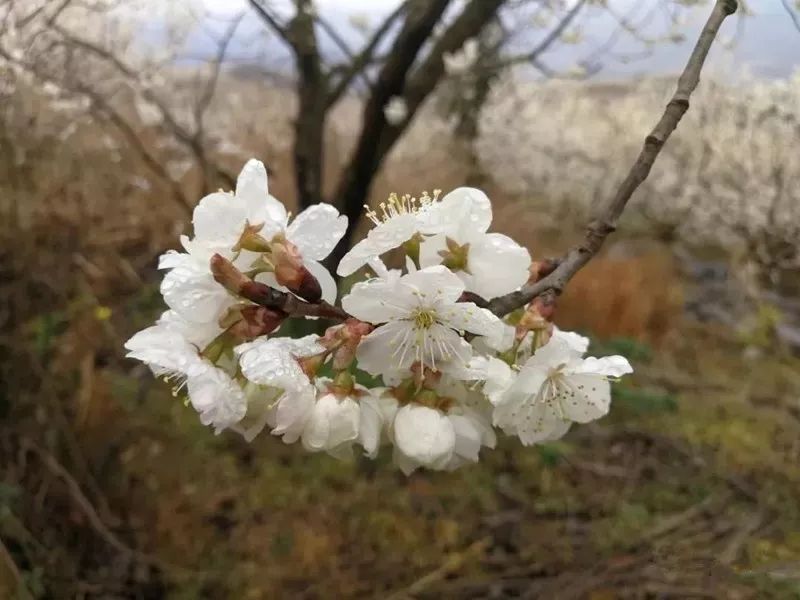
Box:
[290,267,322,303]
[227,306,286,341]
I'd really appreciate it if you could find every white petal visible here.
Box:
[571,355,633,378]
[235,337,312,390]
[357,395,384,458]
[302,393,360,452]
[522,337,576,372]
[448,414,483,463]
[560,374,612,423]
[515,401,568,446]
[355,320,413,375]
[552,328,590,355]
[192,191,248,245]
[305,259,338,305]
[287,204,348,261]
[157,310,222,350]
[342,278,416,324]
[483,357,516,404]
[158,250,190,270]
[464,233,531,299]
[392,446,421,475]
[393,405,455,469]
[336,213,418,276]
[233,385,283,442]
[186,366,247,432]
[161,261,233,324]
[421,187,492,237]
[418,234,447,269]
[437,302,503,339]
[401,265,465,305]
[124,324,206,379]
[271,384,315,443]
[235,159,288,225]
[425,324,473,372]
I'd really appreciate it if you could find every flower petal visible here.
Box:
[336,213,418,276]
[235,158,287,225]
[186,366,247,432]
[305,259,338,305]
[464,233,531,299]
[560,374,612,423]
[342,278,417,324]
[552,327,590,355]
[124,324,207,379]
[436,302,503,339]
[393,405,455,470]
[421,187,492,237]
[160,259,233,324]
[192,191,248,245]
[355,320,413,375]
[287,204,348,261]
[271,384,315,443]
[401,265,465,305]
[571,355,633,378]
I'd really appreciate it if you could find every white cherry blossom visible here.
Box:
[300,380,382,459]
[492,336,633,445]
[181,159,347,304]
[124,313,246,434]
[419,187,531,300]
[158,251,235,325]
[234,335,324,443]
[384,397,496,475]
[342,265,504,377]
[336,190,443,277]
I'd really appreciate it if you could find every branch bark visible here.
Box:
[210,254,349,321]
[328,0,508,269]
[487,0,739,317]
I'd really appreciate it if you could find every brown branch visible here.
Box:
[326,1,409,107]
[210,254,349,321]
[329,0,503,268]
[487,0,739,317]
[498,0,588,69]
[248,0,293,45]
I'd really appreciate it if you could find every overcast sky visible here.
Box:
[188,0,799,80]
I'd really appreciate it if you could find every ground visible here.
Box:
[4,241,799,599]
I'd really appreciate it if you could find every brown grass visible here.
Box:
[557,252,684,345]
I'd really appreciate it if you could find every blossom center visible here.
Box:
[413,309,437,329]
[363,190,441,226]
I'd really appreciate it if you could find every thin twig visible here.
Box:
[781,0,800,32]
[386,537,492,600]
[20,439,196,577]
[0,536,34,600]
[487,0,739,317]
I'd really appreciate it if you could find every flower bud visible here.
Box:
[271,237,322,303]
[321,319,373,370]
[226,306,286,341]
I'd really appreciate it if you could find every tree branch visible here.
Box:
[781,0,800,32]
[248,0,293,45]
[325,1,409,107]
[487,0,739,317]
[210,254,349,321]
[329,0,507,269]
[497,0,588,69]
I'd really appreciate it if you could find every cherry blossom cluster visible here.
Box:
[126,159,632,474]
